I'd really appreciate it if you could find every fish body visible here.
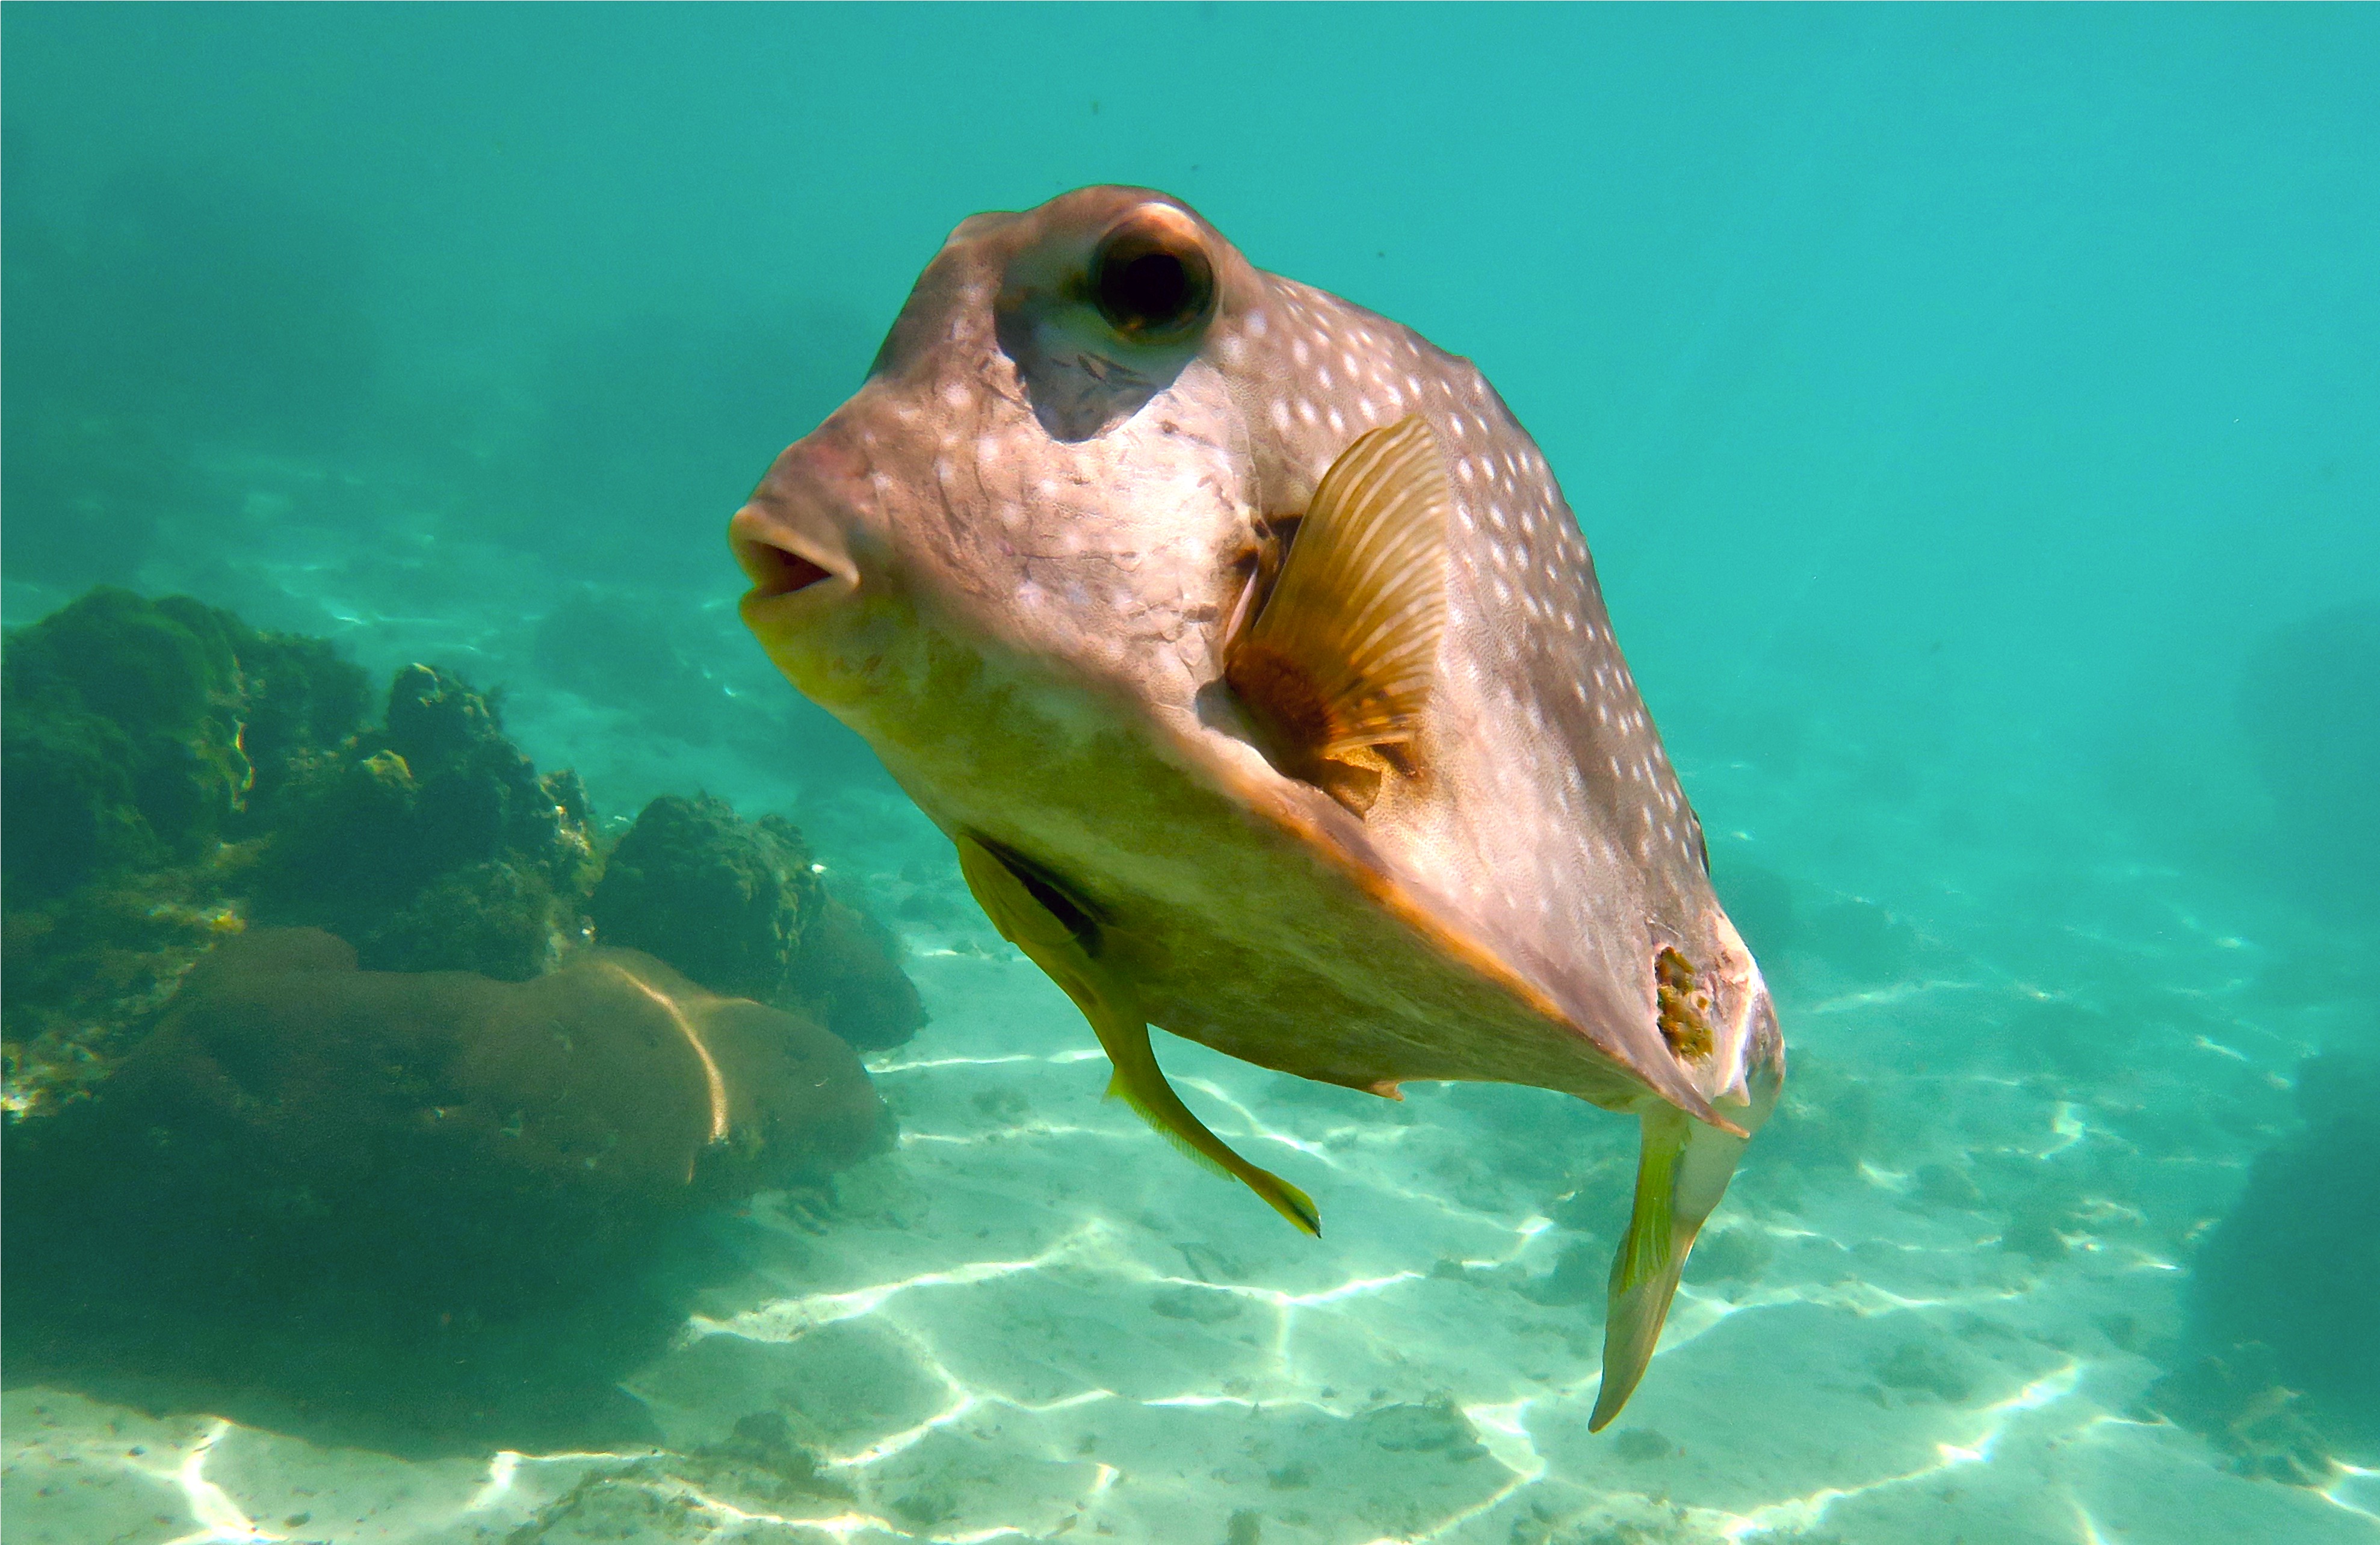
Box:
[731,187,1783,1425]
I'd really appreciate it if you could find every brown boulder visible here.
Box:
[2,928,891,1455]
[123,927,888,1203]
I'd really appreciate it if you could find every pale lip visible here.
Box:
[729,501,857,620]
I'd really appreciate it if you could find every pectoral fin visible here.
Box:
[954,833,1320,1236]
[1223,415,1452,803]
[1588,1105,1752,1431]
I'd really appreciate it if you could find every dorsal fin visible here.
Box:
[1224,416,1452,797]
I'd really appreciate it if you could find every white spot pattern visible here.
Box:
[856,221,1719,1037]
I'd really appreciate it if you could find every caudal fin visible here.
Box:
[1589,1105,1752,1431]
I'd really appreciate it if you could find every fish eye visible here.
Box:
[1089,209,1216,344]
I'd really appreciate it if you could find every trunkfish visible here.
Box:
[731,186,1785,1427]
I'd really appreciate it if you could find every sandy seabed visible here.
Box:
[7,779,2377,1545]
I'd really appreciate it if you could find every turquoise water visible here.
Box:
[5,7,2376,1543]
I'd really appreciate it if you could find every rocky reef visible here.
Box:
[4,588,924,1115]
[252,661,599,981]
[3,588,371,1110]
[2142,1048,2380,1482]
[1,587,926,1451]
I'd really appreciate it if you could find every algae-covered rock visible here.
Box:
[0,693,151,904]
[588,794,821,1004]
[2159,1050,2380,1469]
[590,794,925,1052]
[9,591,246,814]
[238,629,372,810]
[2140,1342,2342,1487]
[365,859,576,982]
[254,747,428,914]
[2,927,891,1453]
[797,885,929,1052]
[1,587,367,903]
[1,874,243,1116]
[2,589,371,1115]
[4,586,924,1140]
[256,665,595,979]
[384,664,581,871]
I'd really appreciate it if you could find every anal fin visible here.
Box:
[955,833,1319,1236]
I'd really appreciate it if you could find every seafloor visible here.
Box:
[3,482,2375,1545]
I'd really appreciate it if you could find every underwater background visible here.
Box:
[4,5,2376,1543]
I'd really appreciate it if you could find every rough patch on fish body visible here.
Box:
[736,187,1770,1124]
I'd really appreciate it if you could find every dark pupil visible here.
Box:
[1101,250,1191,330]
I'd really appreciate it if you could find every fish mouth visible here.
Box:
[729,502,857,617]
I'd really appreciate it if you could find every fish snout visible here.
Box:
[730,437,866,620]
